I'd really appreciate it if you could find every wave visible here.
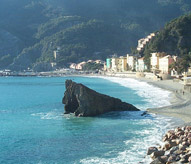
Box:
[31,110,63,120]
[79,114,174,164]
[96,76,171,110]
[78,76,174,164]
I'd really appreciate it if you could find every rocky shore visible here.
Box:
[148,126,191,164]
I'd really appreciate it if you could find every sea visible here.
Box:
[0,76,178,164]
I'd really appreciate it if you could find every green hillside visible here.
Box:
[143,13,191,69]
[0,0,191,70]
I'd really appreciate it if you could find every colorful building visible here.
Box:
[117,56,127,72]
[106,58,112,69]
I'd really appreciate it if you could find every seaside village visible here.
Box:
[103,33,191,92]
[1,32,191,91]
[68,33,191,92]
[104,33,177,78]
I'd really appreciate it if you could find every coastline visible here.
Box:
[2,74,190,163]
[3,72,191,125]
[87,73,191,125]
[146,79,191,124]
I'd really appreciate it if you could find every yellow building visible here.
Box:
[117,56,127,72]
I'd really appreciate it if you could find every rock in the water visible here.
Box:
[62,80,140,117]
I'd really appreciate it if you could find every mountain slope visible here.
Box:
[143,13,191,67]
[0,0,191,70]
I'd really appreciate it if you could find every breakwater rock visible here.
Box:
[62,80,139,117]
[148,126,191,164]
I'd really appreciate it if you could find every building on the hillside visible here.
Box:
[76,62,86,70]
[137,33,156,52]
[159,55,176,74]
[137,39,145,52]
[136,57,147,72]
[53,50,59,60]
[117,56,127,72]
[150,52,166,72]
[50,62,57,68]
[127,54,140,71]
[69,63,77,69]
[87,60,93,63]
[95,60,102,64]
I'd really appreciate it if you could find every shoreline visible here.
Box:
[105,74,191,124]
[2,73,191,125]
[88,74,191,125]
[146,79,191,125]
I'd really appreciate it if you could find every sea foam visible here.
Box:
[97,76,172,110]
[78,76,174,164]
[31,110,63,120]
[79,114,174,164]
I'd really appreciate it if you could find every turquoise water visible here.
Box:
[0,76,173,164]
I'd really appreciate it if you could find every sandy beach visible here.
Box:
[139,79,191,124]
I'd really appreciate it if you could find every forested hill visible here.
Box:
[143,13,191,67]
[0,0,191,70]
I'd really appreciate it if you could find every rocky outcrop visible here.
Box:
[62,80,139,117]
[148,126,191,164]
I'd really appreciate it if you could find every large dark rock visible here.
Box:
[62,80,140,117]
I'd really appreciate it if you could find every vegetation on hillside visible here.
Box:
[0,0,191,70]
[143,14,191,71]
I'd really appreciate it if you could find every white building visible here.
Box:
[159,55,176,74]
[76,62,86,70]
[69,63,77,69]
[136,57,147,72]
[137,33,156,52]
[150,52,166,72]
[127,54,139,71]
[111,58,118,72]
[53,50,59,60]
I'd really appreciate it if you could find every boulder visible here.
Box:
[151,151,165,159]
[62,80,140,117]
[167,155,177,163]
[147,147,158,155]
[170,146,179,154]
[150,158,163,164]
[159,155,169,163]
